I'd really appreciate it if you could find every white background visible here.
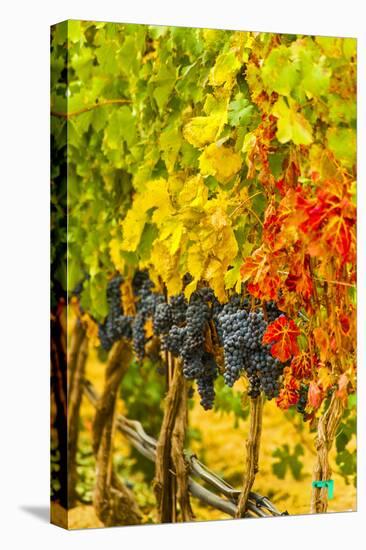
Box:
[0,0,365,548]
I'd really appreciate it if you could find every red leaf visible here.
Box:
[275,178,286,196]
[276,372,300,410]
[296,181,356,265]
[336,374,349,406]
[339,313,350,335]
[308,381,323,409]
[262,315,300,362]
[290,352,316,380]
[240,247,280,301]
[313,327,329,363]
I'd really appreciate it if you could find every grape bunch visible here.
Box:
[196,352,218,410]
[216,297,285,399]
[169,293,187,325]
[97,270,287,409]
[98,275,133,350]
[159,287,219,410]
[180,292,210,378]
[153,302,172,336]
[296,384,309,417]
[162,325,187,357]
[266,301,283,323]
[132,277,163,361]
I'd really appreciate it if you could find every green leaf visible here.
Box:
[137,223,158,261]
[262,45,300,96]
[228,96,254,127]
[52,21,68,46]
[95,38,119,74]
[159,124,182,172]
[119,35,142,77]
[224,257,242,290]
[327,127,356,168]
[151,62,176,111]
[328,95,356,126]
[103,107,137,151]
[67,259,84,293]
[68,20,84,43]
[268,152,286,178]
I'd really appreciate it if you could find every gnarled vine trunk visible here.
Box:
[311,393,344,514]
[67,325,88,508]
[236,395,263,518]
[92,340,142,526]
[154,358,193,523]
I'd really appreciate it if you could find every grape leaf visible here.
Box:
[272,97,313,145]
[263,315,300,362]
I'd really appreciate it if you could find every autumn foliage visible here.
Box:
[51,23,356,519]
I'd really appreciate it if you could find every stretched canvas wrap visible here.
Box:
[50,20,357,530]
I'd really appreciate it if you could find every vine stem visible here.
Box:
[236,395,264,518]
[51,98,132,119]
[154,358,192,523]
[67,331,88,508]
[310,393,344,514]
[92,340,142,526]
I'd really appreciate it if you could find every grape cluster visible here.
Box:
[158,288,219,410]
[161,325,186,356]
[196,352,218,410]
[169,294,187,325]
[153,302,172,336]
[296,384,309,416]
[132,277,163,361]
[96,271,287,409]
[98,275,132,350]
[216,297,284,399]
[266,301,283,323]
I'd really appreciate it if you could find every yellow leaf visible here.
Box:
[121,202,147,252]
[169,223,184,255]
[109,238,125,272]
[203,93,229,115]
[224,258,242,291]
[204,258,226,302]
[178,175,208,209]
[209,51,241,87]
[207,205,228,229]
[149,241,182,296]
[215,226,239,263]
[184,278,198,300]
[159,217,185,255]
[187,243,205,281]
[121,179,174,251]
[272,97,313,145]
[167,173,184,196]
[146,179,174,225]
[318,366,334,391]
[199,143,242,184]
[183,114,224,148]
